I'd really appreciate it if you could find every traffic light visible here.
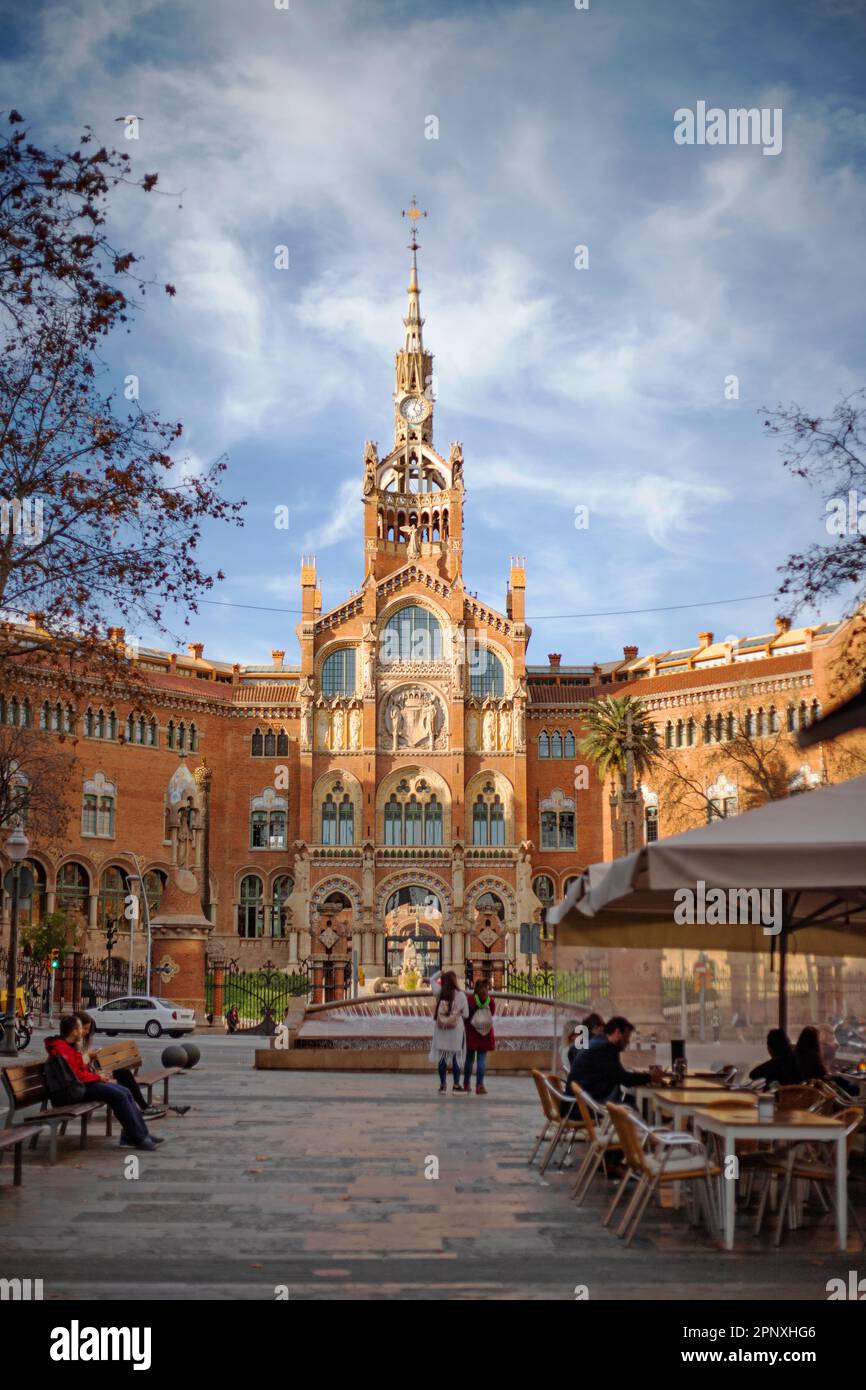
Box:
[105,920,118,951]
[49,950,61,971]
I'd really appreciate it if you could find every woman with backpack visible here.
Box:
[463,976,496,1094]
[429,968,469,1093]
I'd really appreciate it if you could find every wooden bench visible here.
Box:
[0,1124,45,1186]
[93,1040,186,1107]
[1,1062,110,1164]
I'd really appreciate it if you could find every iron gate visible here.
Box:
[205,959,313,1034]
[385,934,442,981]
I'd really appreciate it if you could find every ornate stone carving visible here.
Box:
[349,705,362,750]
[380,685,447,751]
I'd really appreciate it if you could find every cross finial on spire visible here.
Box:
[402,196,427,249]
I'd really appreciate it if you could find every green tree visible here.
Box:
[21,910,78,962]
[579,694,660,794]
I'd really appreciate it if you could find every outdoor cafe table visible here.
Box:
[691,1107,849,1251]
[648,1089,757,1207]
[632,1075,725,1120]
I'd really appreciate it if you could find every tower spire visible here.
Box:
[402,197,426,353]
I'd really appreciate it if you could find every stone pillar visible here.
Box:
[288,929,299,965]
[606,948,666,1031]
[151,924,210,1015]
[211,961,225,1020]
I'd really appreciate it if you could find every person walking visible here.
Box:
[429,968,468,1093]
[463,976,496,1094]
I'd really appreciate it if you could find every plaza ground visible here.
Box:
[1,1032,862,1301]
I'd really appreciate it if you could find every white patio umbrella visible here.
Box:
[545,775,866,1029]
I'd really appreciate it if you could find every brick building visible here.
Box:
[0,226,861,1010]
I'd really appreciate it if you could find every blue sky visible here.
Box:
[3,0,865,667]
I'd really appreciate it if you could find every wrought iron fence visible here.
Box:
[80,955,148,1006]
[205,959,317,1033]
[504,964,608,1004]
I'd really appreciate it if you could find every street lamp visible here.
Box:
[1,820,30,1056]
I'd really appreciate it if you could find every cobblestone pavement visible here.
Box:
[1,1036,862,1301]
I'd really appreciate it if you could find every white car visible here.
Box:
[88,995,196,1039]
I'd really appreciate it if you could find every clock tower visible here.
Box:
[362,203,464,585]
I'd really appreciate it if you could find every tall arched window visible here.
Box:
[322,648,357,695]
[551,731,563,758]
[384,796,402,846]
[563,731,576,758]
[20,860,47,929]
[538,731,550,758]
[263,730,276,757]
[382,776,444,846]
[532,874,555,905]
[404,797,422,846]
[237,875,264,938]
[321,790,354,845]
[57,862,88,917]
[380,606,443,664]
[471,785,506,847]
[251,728,263,756]
[645,805,659,842]
[272,875,293,938]
[470,647,505,699]
[98,866,128,930]
[665,721,674,749]
[424,795,443,845]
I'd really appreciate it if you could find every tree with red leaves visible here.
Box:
[0,111,244,687]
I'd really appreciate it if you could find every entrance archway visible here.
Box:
[384,884,443,979]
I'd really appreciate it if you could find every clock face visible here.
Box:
[399,395,427,424]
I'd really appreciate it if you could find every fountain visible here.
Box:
[255,990,584,1073]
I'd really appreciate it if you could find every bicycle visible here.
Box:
[0,1013,33,1051]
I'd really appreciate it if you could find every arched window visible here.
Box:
[532,874,555,905]
[645,804,659,842]
[237,875,264,938]
[538,731,550,758]
[189,722,198,751]
[94,708,106,739]
[563,731,576,758]
[98,866,128,930]
[272,875,293,938]
[82,774,116,838]
[665,721,674,749]
[768,706,780,734]
[470,647,505,699]
[147,719,158,747]
[40,701,49,730]
[786,704,797,733]
[57,862,88,917]
[251,729,263,756]
[686,718,696,747]
[811,699,821,723]
[107,710,116,740]
[404,797,422,846]
[249,785,288,850]
[380,606,443,664]
[264,730,276,757]
[177,721,187,751]
[471,786,506,847]
[476,891,504,918]
[64,704,74,734]
[384,796,401,846]
[424,795,443,845]
[20,859,47,930]
[320,788,353,846]
[551,731,563,758]
[757,708,766,738]
[142,869,166,916]
[166,720,176,749]
[322,648,357,696]
[745,709,756,738]
[675,719,684,748]
[84,707,94,737]
[276,731,289,756]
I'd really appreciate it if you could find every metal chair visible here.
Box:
[528,1071,586,1173]
[754,1107,864,1245]
[569,1085,616,1205]
[604,1103,721,1247]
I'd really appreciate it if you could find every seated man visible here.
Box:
[562,1014,662,1114]
[44,1016,163,1152]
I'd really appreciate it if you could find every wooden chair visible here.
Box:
[604,1103,721,1247]
[754,1107,864,1246]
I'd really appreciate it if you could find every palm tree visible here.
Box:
[579,694,660,795]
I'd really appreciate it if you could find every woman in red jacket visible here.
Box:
[44,1015,162,1151]
[463,977,496,1094]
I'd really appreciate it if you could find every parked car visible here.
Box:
[88,996,196,1038]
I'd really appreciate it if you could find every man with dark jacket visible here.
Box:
[563,1015,662,1110]
[44,1016,162,1151]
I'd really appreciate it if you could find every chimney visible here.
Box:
[698,631,714,648]
[775,616,791,634]
[188,642,204,661]
[272,649,285,670]
[623,645,638,661]
[548,653,561,669]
